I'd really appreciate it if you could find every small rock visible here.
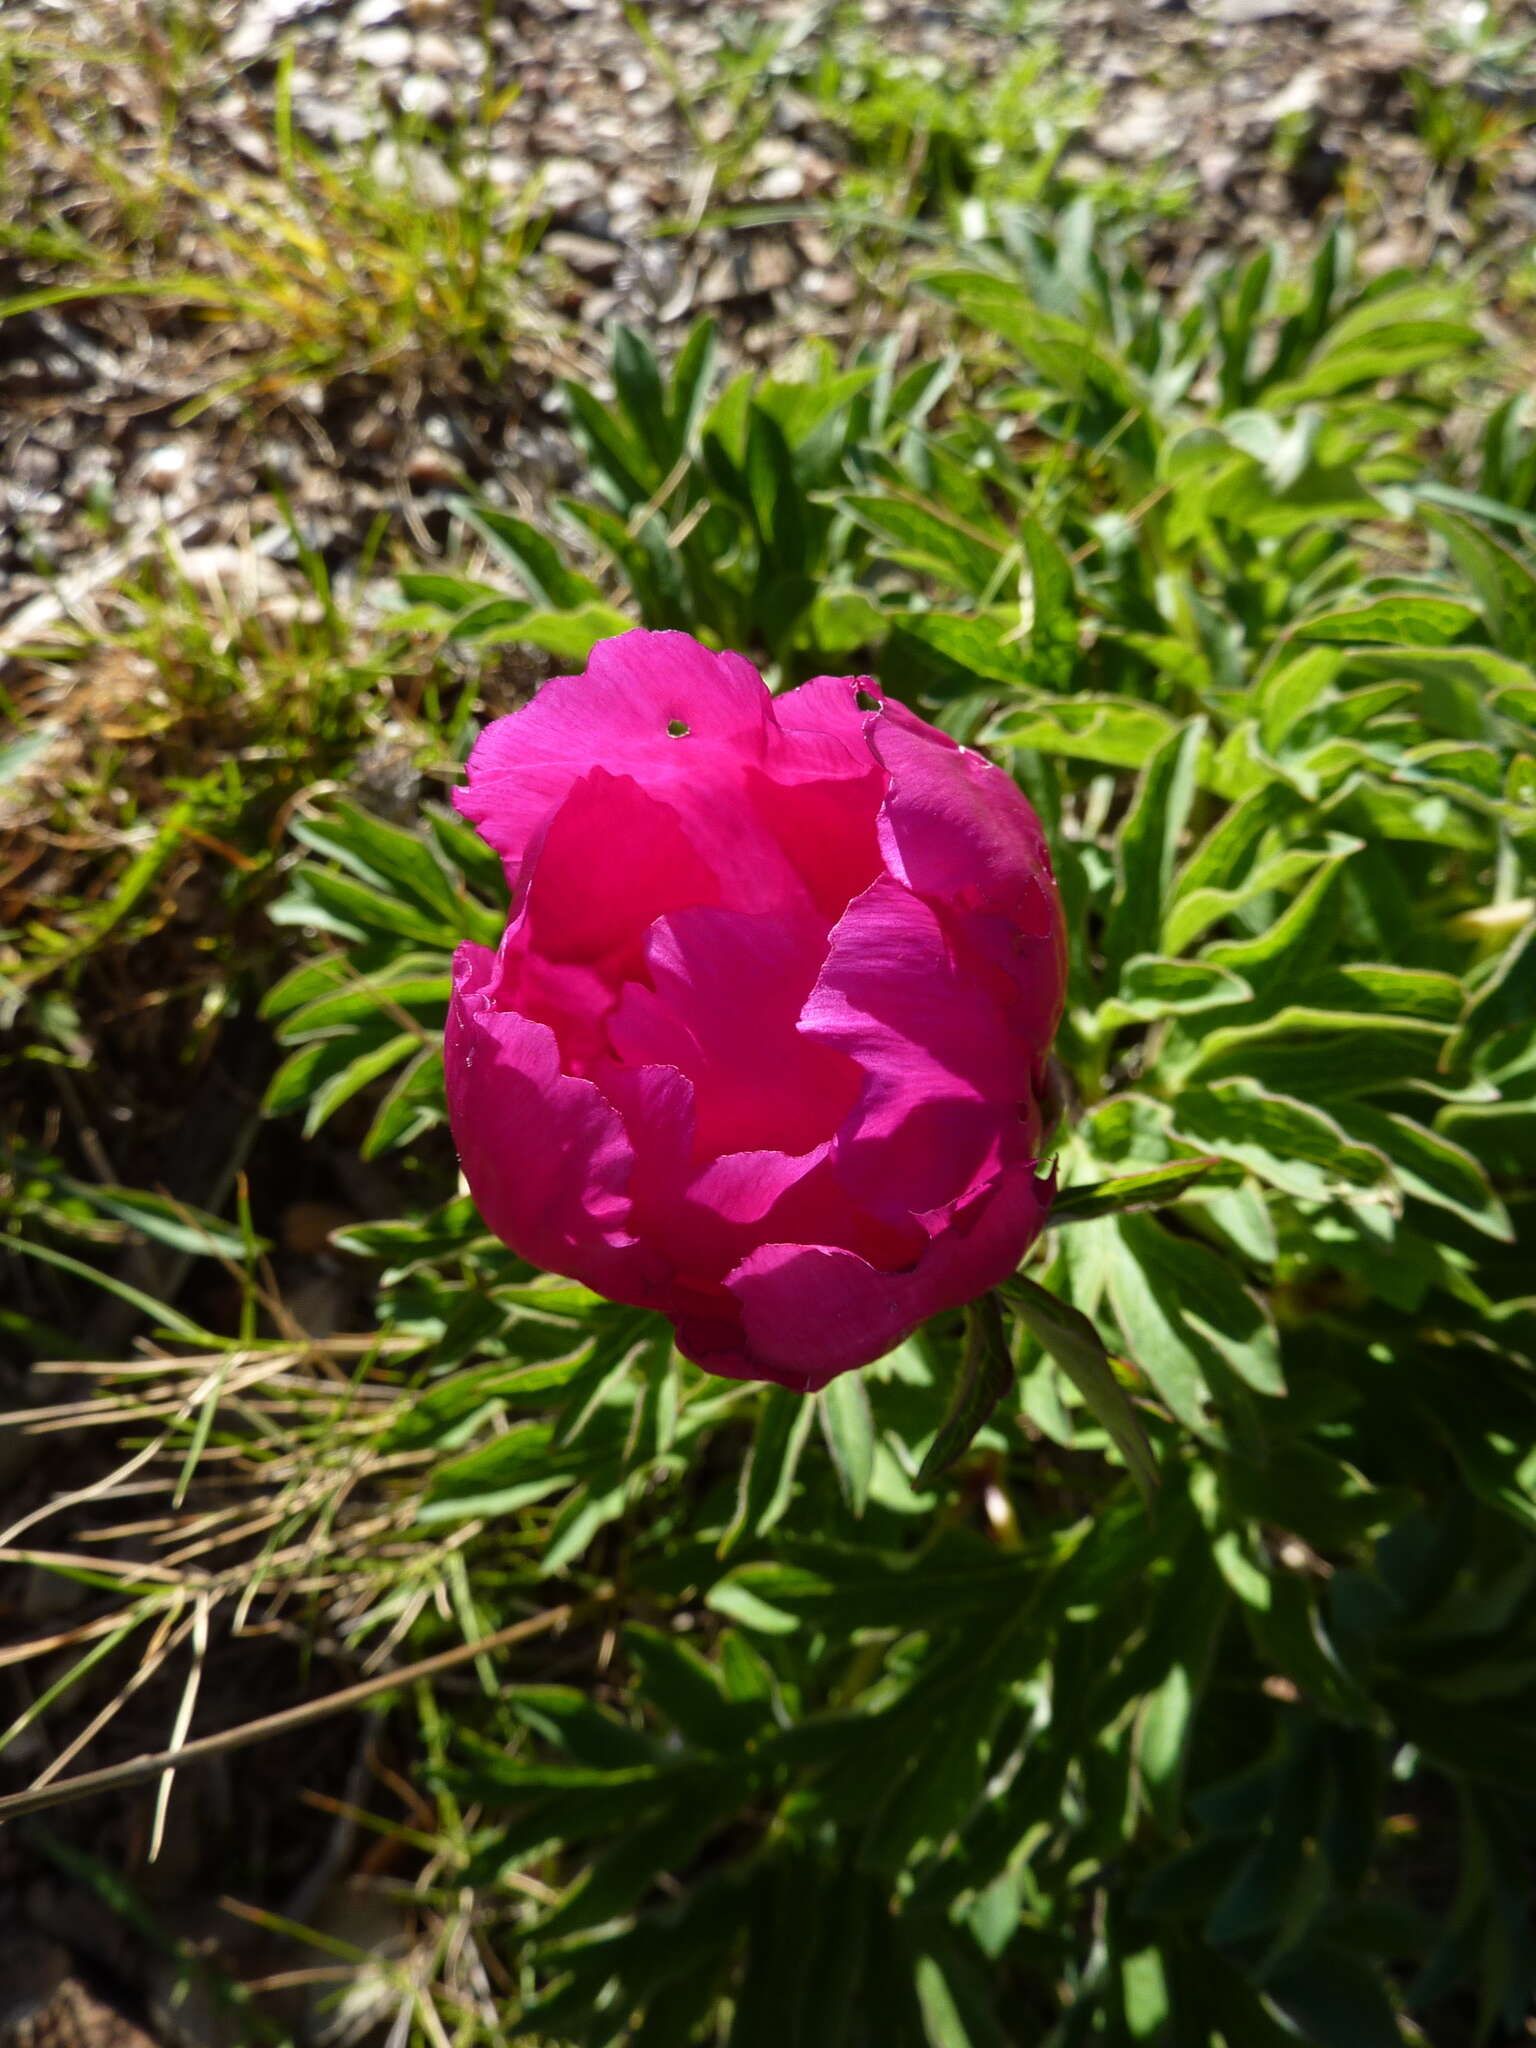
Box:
[280,1200,361,1256]
[405,443,460,486]
[544,229,621,279]
[141,444,189,491]
[226,0,332,65]
[370,137,459,206]
[696,251,742,304]
[1198,144,1241,192]
[1098,88,1176,159]
[754,163,806,202]
[1199,0,1314,18]
[747,237,797,294]
[175,547,294,606]
[413,29,464,72]
[809,269,856,307]
[604,175,646,215]
[1263,66,1325,122]
[296,94,372,145]
[540,155,603,215]
[12,442,60,487]
[351,406,399,453]
[485,152,530,189]
[399,73,453,119]
[354,25,413,66]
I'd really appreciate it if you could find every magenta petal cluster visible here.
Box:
[446,629,1067,1393]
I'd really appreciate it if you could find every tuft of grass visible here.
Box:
[1,534,449,1020]
[0,22,570,410]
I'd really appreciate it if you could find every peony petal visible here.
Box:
[772,671,885,743]
[608,905,863,1158]
[446,944,666,1303]
[873,716,1058,927]
[519,767,722,965]
[773,672,952,750]
[743,762,884,925]
[712,1163,1054,1392]
[800,877,1025,1213]
[684,1146,924,1274]
[486,767,722,1071]
[455,631,770,871]
[947,904,1070,1057]
[458,633,877,920]
[593,1059,922,1279]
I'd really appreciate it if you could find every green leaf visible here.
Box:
[542,1476,630,1575]
[987,695,1180,771]
[68,1183,255,1259]
[452,502,604,610]
[913,1947,1011,2048]
[611,323,672,468]
[624,1624,758,1752]
[502,1685,658,1769]
[1050,1156,1222,1226]
[1168,1082,1390,1204]
[0,1234,215,1345]
[817,1371,876,1518]
[536,1771,742,1938]
[562,379,657,508]
[362,1044,447,1156]
[418,1423,576,1523]
[923,268,1140,412]
[261,1026,424,1134]
[1099,955,1252,1025]
[272,865,456,947]
[273,969,451,1038]
[916,1294,1015,1487]
[1295,593,1479,646]
[1003,1276,1157,1499]
[1295,965,1464,1023]
[1019,514,1079,691]
[395,570,506,614]
[291,802,468,930]
[719,1386,816,1556]
[1104,718,1207,977]
[840,492,1004,598]
[485,601,634,664]
[704,1576,800,1636]
[1167,849,1337,957]
[886,611,1036,690]
[746,405,806,579]
[1427,506,1536,656]
[1262,1944,1407,2048]
[667,318,718,451]
[1186,1008,1447,1097]
[1446,920,1536,1072]
[1329,1104,1514,1240]
[1200,840,1358,989]
[1106,1211,1285,1428]
[0,728,58,786]
[300,1030,421,1138]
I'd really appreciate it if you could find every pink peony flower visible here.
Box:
[446,630,1066,1393]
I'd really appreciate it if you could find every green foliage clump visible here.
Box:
[245,219,1536,2044]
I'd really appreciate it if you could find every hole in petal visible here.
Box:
[853,688,880,713]
[667,717,691,737]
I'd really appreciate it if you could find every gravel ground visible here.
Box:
[3,0,1533,653]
